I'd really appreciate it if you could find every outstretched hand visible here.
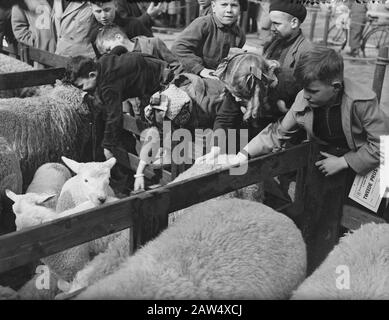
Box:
[147,3,163,18]
[315,151,348,176]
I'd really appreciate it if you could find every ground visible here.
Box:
[154,7,389,113]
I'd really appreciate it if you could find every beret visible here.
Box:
[269,0,307,23]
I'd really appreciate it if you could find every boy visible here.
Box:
[89,0,152,56]
[200,46,389,178]
[171,0,245,79]
[95,24,183,76]
[63,52,171,193]
[198,0,212,16]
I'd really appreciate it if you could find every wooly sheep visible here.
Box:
[0,82,91,190]
[0,137,22,234]
[26,163,72,210]
[62,198,306,300]
[291,223,389,300]
[168,154,264,224]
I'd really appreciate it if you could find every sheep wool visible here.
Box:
[291,223,389,300]
[26,163,72,210]
[0,83,91,189]
[75,199,306,300]
[0,137,22,234]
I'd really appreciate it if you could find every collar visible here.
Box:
[211,13,240,36]
[283,29,302,47]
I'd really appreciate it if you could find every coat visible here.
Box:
[243,78,389,175]
[11,0,56,53]
[53,0,94,58]
[171,14,246,75]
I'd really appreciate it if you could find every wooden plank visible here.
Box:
[122,113,149,136]
[0,68,65,89]
[27,47,69,68]
[0,142,311,274]
[341,204,386,230]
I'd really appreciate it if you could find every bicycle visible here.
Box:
[327,9,389,58]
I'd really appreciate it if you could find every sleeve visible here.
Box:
[11,6,35,46]
[171,18,207,75]
[137,13,153,34]
[125,19,153,38]
[343,99,389,175]
[213,92,243,131]
[100,86,124,150]
[242,104,300,157]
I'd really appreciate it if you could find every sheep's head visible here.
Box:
[61,157,116,206]
[5,190,56,215]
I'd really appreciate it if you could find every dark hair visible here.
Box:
[95,24,127,53]
[294,46,344,88]
[63,56,98,84]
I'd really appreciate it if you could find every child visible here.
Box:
[171,0,245,80]
[199,46,389,177]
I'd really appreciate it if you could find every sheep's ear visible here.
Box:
[62,156,81,174]
[5,189,18,202]
[104,157,117,170]
[35,194,56,205]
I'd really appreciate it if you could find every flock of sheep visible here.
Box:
[0,54,389,300]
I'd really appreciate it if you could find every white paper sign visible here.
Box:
[349,168,383,213]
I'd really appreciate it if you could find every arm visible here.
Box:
[213,92,243,132]
[343,99,389,175]
[11,6,35,46]
[125,18,153,38]
[171,18,207,75]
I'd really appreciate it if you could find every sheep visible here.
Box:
[291,222,389,300]
[168,153,264,224]
[59,198,306,300]
[0,137,22,235]
[0,82,91,190]
[56,157,117,212]
[26,163,72,210]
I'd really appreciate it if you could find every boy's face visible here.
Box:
[99,34,126,54]
[269,11,298,39]
[91,1,117,25]
[211,0,240,26]
[303,80,340,108]
[74,72,98,93]
[198,0,211,7]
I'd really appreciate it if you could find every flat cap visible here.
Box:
[269,0,307,23]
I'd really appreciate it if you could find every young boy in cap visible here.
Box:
[171,0,245,80]
[210,46,389,178]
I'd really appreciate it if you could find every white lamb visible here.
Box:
[291,222,389,300]
[56,157,116,212]
[59,199,306,300]
[26,163,72,210]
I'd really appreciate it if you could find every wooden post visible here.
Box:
[322,8,332,46]
[296,144,348,275]
[309,10,318,42]
[185,0,191,27]
[372,46,389,104]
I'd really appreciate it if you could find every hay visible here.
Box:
[0,84,92,190]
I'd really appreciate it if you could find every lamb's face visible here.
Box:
[79,164,112,206]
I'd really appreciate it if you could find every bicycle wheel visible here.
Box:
[327,24,348,48]
[361,27,389,58]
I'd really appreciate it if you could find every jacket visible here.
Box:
[171,14,245,75]
[96,51,166,149]
[53,0,94,58]
[263,30,312,110]
[11,0,56,53]
[244,77,389,175]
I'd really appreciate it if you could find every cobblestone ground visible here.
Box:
[154,7,389,113]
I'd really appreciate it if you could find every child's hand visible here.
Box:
[134,176,145,191]
[147,3,162,18]
[315,152,349,176]
[199,68,219,80]
[104,148,114,160]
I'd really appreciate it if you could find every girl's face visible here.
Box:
[212,0,240,26]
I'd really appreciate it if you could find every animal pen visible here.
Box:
[0,41,388,296]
